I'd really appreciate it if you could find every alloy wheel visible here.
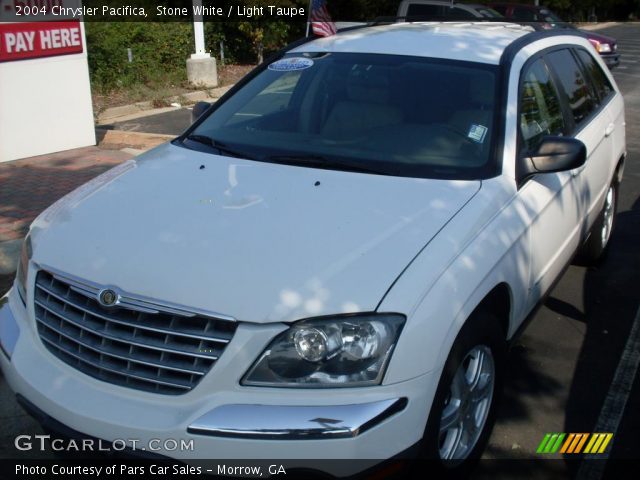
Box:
[600,185,615,248]
[438,345,495,462]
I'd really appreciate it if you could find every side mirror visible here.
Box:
[191,101,212,124]
[518,136,586,185]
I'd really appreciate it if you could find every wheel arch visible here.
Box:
[467,282,512,340]
[615,153,625,185]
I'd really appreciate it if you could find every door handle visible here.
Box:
[605,123,615,137]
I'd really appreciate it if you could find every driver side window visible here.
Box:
[520,58,565,152]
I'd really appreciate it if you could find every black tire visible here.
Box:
[419,312,506,476]
[578,179,618,265]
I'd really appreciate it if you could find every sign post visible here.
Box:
[186,0,218,87]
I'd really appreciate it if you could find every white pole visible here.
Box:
[306,0,313,37]
[192,0,208,58]
[187,0,217,87]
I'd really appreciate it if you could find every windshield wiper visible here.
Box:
[266,154,388,175]
[184,134,255,160]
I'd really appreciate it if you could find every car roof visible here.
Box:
[291,22,535,65]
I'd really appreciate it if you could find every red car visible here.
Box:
[488,3,620,68]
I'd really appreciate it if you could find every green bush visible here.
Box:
[86,22,194,92]
[86,20,306,93]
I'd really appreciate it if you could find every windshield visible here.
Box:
[186,52,499,180]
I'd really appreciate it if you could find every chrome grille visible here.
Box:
[34,270,237,395]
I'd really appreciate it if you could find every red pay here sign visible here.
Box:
[0,21,83,62]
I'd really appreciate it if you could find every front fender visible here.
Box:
[380,177,531,384]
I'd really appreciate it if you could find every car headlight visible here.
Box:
[242,313,405,388]
[15,234,32,303]
[589,39,612,53]
[597,42,612,53]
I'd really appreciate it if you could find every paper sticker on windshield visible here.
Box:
[268,57,314,72]
[468,124,488,143]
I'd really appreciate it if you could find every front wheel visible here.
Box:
[420,313,505,473]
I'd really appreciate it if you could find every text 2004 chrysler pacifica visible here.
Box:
[0,21,626,475]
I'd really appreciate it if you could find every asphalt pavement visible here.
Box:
[102,107,192,136]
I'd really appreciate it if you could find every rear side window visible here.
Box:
[407,4,442,17]
[575,48,614,102]
[546,49,597,128]
[520,59,565,151]
[449,7,476,19]
[512,7,536,21]
[476,8,503,18]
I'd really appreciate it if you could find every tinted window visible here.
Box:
[520,59,565,151]
[512,7,536,21]
[538,8,564,23]
[476,8,503,18]
[491,5,508,15]
[575,48,614,102]
[448,7,476,19]
[407,4,442,17]
[188,53,498,180]
[546,49,596,127]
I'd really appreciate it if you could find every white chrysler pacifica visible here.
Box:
[0,21,626,475]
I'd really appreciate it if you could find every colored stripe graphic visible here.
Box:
[574,433,589,453]
[560,433,575,454]
[537,433,566,454]
[584,433,614,454]
[567,434,585,453]
[544,434,559,453]
[537,433,552,453]
[538,433,612,454]
[551,433,566,453]
[597,433,613,453]
[584,434,599,454]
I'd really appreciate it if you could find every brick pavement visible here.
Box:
[0,146,133,294]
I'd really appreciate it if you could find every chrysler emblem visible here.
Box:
[98,289,119,307]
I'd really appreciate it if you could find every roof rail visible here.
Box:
[344,15,568,30]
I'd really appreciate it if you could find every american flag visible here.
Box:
[310,0,336,37]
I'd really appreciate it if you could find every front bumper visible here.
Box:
[0,287,437,475]
[601,52,620,69]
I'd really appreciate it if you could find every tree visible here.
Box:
[237,0,298,63]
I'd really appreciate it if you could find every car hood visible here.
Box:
[549,25,616,45]
[30,143,480,324]
[579,29,616,45]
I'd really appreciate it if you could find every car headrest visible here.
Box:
[469,73,495,106]
[346,68,391,104]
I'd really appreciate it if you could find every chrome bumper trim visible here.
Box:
[37,263,236,321]
[0,292,20,359]
[187,398,407,440]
